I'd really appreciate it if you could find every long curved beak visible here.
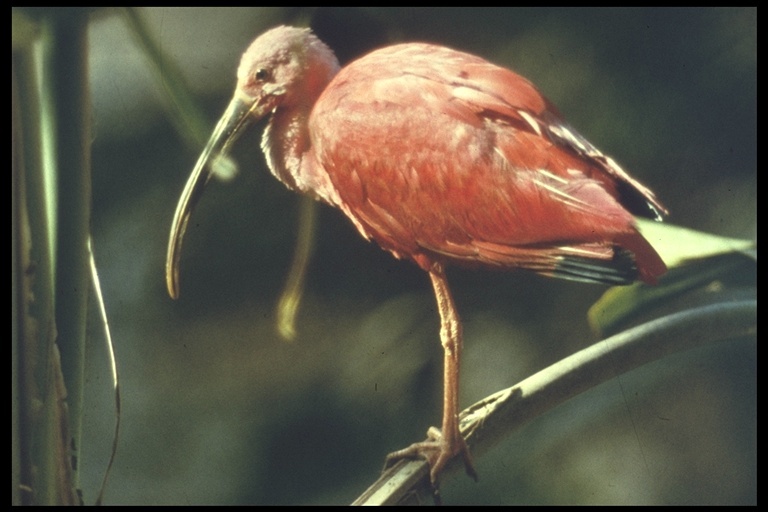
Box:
[166,95,255,299]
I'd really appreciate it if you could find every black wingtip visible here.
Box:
[552,247,639,286]
[615,179,667,222]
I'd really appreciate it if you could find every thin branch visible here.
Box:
[353,299,756,505]
[88,238,121,506]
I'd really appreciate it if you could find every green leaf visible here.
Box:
[635,218,754,268]
[589,221,755,335]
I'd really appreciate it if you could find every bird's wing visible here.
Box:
[324,43,667,220]
[311,44,666,283]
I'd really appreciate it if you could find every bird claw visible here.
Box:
[384,426,478,487]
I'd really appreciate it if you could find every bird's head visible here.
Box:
[165,26,339,299]
[236,26,340,113]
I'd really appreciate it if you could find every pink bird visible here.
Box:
[166,26,667,486]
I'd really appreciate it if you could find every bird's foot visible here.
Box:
[384,426,477,487]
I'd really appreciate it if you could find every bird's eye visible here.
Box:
[254,68,270,82]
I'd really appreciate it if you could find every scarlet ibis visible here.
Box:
[166,26,667,486]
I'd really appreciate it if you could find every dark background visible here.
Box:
[80,7,754,504]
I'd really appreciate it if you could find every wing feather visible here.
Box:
[310,43,666,283]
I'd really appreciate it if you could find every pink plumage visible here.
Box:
[166,26,667,486]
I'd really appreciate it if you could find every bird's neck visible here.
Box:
[261,106,340,207]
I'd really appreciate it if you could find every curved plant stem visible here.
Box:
[276,196,317,341]
[353,299,756,505]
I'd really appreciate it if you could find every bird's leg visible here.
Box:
[429,266,478,483]
[385,265,477,485]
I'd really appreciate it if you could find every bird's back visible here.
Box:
[309,43,666,284]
